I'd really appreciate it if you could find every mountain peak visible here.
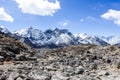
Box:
[13,26,35,35]
[27,26,33,30]
[50,27,59,31]
[74,33,89,39]
[0,26,5,29]
[0,26,10,34]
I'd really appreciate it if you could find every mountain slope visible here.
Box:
[100,36,120,45]
[0,31,35,61]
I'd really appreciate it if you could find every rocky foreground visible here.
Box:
[0,32,120,80]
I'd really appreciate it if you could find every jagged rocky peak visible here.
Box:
[13,26,44,38]
[74,33,89,39]
[74,33,109,46]
[45,28,72,35]
[14,26,40,34]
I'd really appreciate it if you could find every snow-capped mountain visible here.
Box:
[44,28,77,45]
[13,27,46,46]
[74,33,108,45]
[1,26,120,48]
[13,27,77,48]
[0,26,11,34]
[13,27,109,47]
[100,36,120,45]
[14,27,45,39]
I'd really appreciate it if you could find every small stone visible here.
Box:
[75,66,84,74]
[90,63,98,70]
[64,66,75,77]
[105,72,110,76]
[16,77,24,80]
[0,75,7,80]
[106,58,112,63]
[116,62,120,69]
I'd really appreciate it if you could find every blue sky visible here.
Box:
[0,0,120,36]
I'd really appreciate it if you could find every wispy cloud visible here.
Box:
[62,22,68,27]
[87,16,97,21]
[15,0,61,16]
[0,7,14,22]
[59,20,69,27]
[80,16,97,23]
[101,9,120,26]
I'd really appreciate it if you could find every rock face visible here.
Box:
[0,41,120,80]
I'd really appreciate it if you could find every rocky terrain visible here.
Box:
[0,32,36,61]
[34,45,120,80]
[0,31,120,80]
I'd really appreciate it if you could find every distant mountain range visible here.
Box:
[1,26,120,48]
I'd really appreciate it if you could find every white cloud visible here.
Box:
[62,21,68,27]
[15,0,61,16]
[87,16,96,21]
[59,20,69,27]
[101,9,120,26]
[0,7,14,22]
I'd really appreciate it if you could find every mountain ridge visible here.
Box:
[1,26,120,48]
